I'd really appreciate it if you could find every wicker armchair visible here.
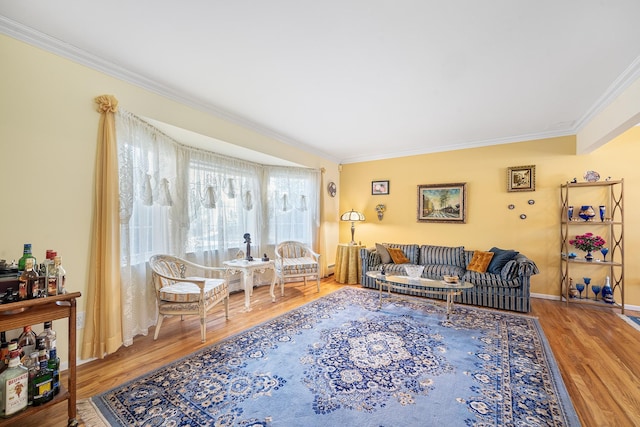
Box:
[274,241,321,297]
[149,254,229,342]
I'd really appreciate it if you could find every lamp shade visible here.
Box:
[340,209,365,222]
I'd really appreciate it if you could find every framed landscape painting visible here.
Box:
[417,182,467,223]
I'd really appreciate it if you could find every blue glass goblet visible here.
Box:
[600,247,609,262]
[583,277,591,287]
[575,283,585,299]
[591,285,601,301]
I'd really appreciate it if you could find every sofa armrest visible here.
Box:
[500,254,539,281]
[360,247,381,274]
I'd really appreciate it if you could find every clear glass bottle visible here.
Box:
[17,244,36,274]
[37,322,56,352]
[24,351,39,406]
[45,251,57,296]
[52,256,66,295]
[17,326,37,365]
[0,349,28,417]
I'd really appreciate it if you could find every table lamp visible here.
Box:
[340,209,365,245]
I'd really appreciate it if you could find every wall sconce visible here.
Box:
[340,209,365,245]
[375,204,386,220]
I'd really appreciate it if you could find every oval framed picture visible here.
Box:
[327,182,337,197]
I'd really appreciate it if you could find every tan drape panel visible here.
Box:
[81,95,123,359]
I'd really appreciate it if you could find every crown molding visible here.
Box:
[574,54,640,132]
[340,128,576,164]
[3,15,638,165]
[0,16,340,165]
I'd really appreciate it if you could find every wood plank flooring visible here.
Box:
[21,279,640,426]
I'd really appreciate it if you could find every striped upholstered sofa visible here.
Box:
[360,243,539,313]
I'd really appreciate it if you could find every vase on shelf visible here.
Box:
[601,276,614,304]
[578,205,596,221]
[585,251,594,262]
[599,205,606,222]
[567,206,574,221]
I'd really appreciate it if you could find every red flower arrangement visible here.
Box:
[569,232,605,252]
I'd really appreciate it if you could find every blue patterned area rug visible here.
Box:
[81,287,580,426]
[618,313,640,331]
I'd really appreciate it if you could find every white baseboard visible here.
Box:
[531,292,640,311]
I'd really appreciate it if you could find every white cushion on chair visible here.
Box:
[159,277,225,303]
[277,257,319,274]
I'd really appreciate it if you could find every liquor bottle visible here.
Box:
[24,352,38,406]
[0,343,8,375]
[44,250,57,296]
[17,326,37,364]
[48,348,60,396]
[0,333,7,373]
[17,244,36,274]
[19,258,39,300]
[37,322,56,352]
[52,256,66,295]
[31,352,53,406]
[0,349,28,417]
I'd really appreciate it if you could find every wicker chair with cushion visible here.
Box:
[274,241,321,296]
[149,254,229,342]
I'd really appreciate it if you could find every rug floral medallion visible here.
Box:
[90,287,580,426]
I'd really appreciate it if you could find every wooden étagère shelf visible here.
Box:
[560,179,624,313]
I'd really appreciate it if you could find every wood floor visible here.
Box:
[23,278,640,427]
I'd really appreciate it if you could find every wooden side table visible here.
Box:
[335,244,364,284]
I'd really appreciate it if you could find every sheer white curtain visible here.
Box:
[115,110,320,345]
[184,148,263,266]
[116,110,183,346]
[265,166,321,250]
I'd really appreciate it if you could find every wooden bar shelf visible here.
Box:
[0,292,81,426]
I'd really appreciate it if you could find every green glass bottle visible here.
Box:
[31,354,53,406]
[17,244,36,274]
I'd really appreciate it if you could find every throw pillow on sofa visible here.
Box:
[376,243,392,264]
[467,250,494,273]
[487,247,519,274]
[387,247,410,264]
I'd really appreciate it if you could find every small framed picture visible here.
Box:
[417,182,467,223]
[507,165,535,192]
[371,180,389,195]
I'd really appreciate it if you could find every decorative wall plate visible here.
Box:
[583,170,600,182]
[327,181,337,197]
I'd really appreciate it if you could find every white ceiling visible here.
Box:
[2,1,640,164]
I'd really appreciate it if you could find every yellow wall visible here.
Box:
[0,34,340,364]
[339,131,640,306]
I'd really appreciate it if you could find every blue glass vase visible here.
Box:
[599,205,606,222]
[578,205,596,221]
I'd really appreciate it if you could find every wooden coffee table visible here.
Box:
[366,271,473,318]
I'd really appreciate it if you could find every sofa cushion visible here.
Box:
[423,264,466,280]
[376,243,392,264]
[419,245,466,268]
[388,247,410,264]
[467,251,494,273]
[487,247,519,274]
